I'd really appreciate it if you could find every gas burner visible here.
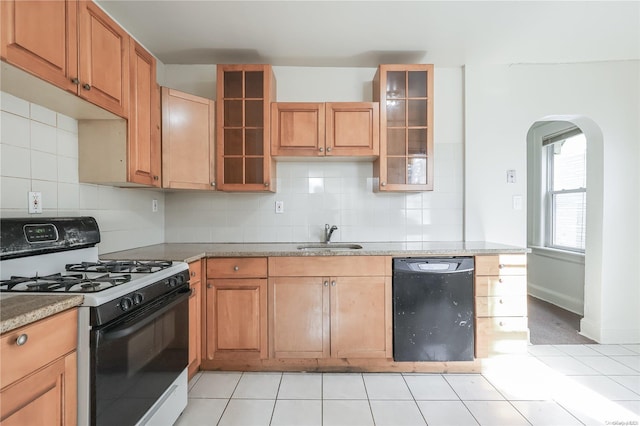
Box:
[66,260,173,274]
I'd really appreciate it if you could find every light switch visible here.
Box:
[513,195,523,210]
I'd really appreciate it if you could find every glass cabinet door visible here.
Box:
[374,65,434,191]
[217,65,275,191]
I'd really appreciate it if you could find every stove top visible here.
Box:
[66,260,174,274]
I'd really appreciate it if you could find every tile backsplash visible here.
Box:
[0,92,165,254]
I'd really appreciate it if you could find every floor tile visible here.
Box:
[554,344,603,356]
[569,375,640,400]
[174,398,227,426]
[417,400,479,425]
[322,373,367,400]
[270,399,321,426]
[233,373,282,399]
[277,373,322,399]
[362,373,413,400]
[616,400,640,416]
[609,375,640,395]
[322,400,374,426]
[369,400,426,425]
[511,401,582,425]
[464,401,529,425]
[217,399,275,426]
[557,398,640,426]
[189,371,242,398]
[444,374,505,400]
[623,345,640,354]
[537,356,600,375]
[587,344,638,356]
[188,371,203,391]
[575,356,639,375]
[404,374,459,400]
[527,344,566,357]
[612,356,640,372]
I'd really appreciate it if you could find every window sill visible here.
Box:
[529,246,585,265]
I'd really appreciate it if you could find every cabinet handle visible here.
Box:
[16,334,28,346]
[233,266,239,271]
[319,147,324,152]
[82,83,91,91]
[331,281,336,287]
[498,278,503,283]
[499,321,505,327]
[381,182,386,187]
[498,264,505,269]
[499,299,504,304]
[191,287,197,297]
[71,77,80,85]
[324,281,329,287]
[207,284,212,289]
[326,147,332,152]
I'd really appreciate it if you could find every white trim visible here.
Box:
[527,282,584,315]
[529,246,585,265]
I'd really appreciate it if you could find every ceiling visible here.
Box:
[96,1,639,68]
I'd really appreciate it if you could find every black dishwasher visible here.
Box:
[393,257,475,362]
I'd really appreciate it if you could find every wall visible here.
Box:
[464,61,640,343]
[163,66,464,244]
[0,91,165,254]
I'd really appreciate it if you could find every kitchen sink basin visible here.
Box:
[297,243,363,251]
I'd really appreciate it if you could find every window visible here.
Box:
[543,128,586,252]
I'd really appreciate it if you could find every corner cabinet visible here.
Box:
[373,64,434,191]
[161,88,215,190]
[216,64,276,192]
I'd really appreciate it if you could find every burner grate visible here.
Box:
[0,272,132,293]
[65,260,173,274]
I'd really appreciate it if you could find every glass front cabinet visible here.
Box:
[373,64,434,191]
[216,64,276,191]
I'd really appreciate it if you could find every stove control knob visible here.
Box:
[132,293,143,305]
[168,277,177,287]
[176,274,185,285]
[120,297,133,311]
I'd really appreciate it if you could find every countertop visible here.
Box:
[0,294,83,334]
[101,241,529,263]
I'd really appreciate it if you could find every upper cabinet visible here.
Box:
[1,0,130,118]
[373,64,434,191]
[161,88,216,190]
[271,102,379,158]
[216,64,276,192]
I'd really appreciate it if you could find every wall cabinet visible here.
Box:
[205,258,268,360]
[268,256,392,359]
[188,260,203,379]
[0,308,77,426]
[373,64,434,191]
[162,88,215,190]
[271,102,379,157]
[1,0,130,118]
[475,255,529,357]
[216,64,276,191]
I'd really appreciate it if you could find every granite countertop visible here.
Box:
[0,295,84,334]
[101,241,529,263]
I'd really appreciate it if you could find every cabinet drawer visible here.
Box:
[476,317,529,357]
[268,256,389,277]
[475,255,527,276]
[189,259,202,283]
[207,258,267,278]
[475,276,527,297]
[1,308,77,387]
[475,296,527,317]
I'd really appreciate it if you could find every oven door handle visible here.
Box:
[99,287,191,340]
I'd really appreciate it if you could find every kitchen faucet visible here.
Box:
[325,224,338,243]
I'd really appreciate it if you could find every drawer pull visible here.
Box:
[499,299,504,304]
[498,278,503,283]
[499,321,505,327]
[324,281,329,287]
[233,266,239,271]
[498,264,505,269]
[207,284,213,289]
[191,271,196,277]
[16,334,28,346]
[331,281,336,287]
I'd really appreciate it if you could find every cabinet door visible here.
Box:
[269,277,330,358]
[326,102,379,157]
[330,276,392,358]
[188,280,202,379]
[206,279,267,359]
[0,0,78,93]
[0,352,77,426]
[78,1,129,117]
[373,64,433,191]
[271,103,325,157]
[128,39,160,186]
[162,88,215,190]
[216,64,275,191]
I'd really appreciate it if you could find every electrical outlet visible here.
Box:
[275,201,284,214]
[28,191,43,214]
[152,199,158,212]
[507,169,516,183]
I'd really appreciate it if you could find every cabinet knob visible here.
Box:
[498,278,503,283]
[211,182,216,187]
[381,182,386,187]
[82,83,91,91]
[331,281,336,287]
[498,264,505,269]
[326,147,332,152]
[319,147,324,152]
[324,281,329,287]
[16,334,28,346]
[264,182,270,188]
[191,271,196,277]
[499,299,504,304]
[153,175,159,181]
[71,77,80,85]
[207,284,213,289]
[191,287,197,297]
[234,266,239,271]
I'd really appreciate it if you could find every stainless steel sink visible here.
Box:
[297,243,363,251]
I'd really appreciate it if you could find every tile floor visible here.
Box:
[175,344,640,425]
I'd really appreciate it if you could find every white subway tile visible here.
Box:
[57,129,78,158]
[58,182,79,209]
[56,113,78,133]
[30,103,57,126]
[0,176,31,209]
[31,180,59,209]
[79,184,99,209]
[31,121,57,153]
[31,150,57,181]
[1,92,30,117]
[1,112,30,148]
[1,144,30,178]
[57,156,79,183]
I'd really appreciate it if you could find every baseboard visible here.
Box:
[579,318,640,344]
[528,282,584,315]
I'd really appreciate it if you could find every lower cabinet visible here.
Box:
[205,258,268,360]
[188,259,203,379]
[268,256,392,359]
[0,308,78,426]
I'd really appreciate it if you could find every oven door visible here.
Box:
[91,286,190,426]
